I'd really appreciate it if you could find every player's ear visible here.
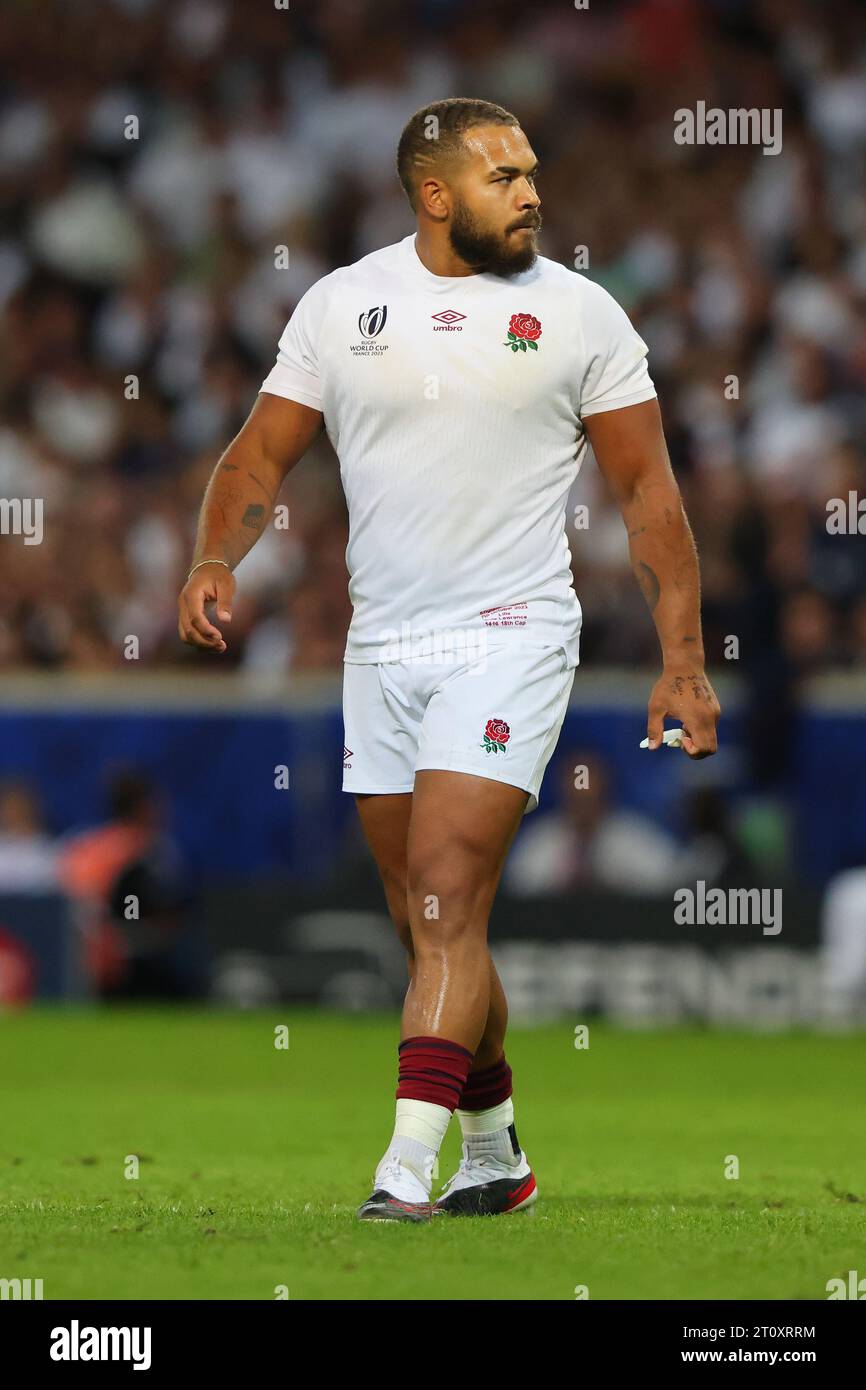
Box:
[419,176,449,221]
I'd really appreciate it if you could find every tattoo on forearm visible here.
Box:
[217,463,274,507]
[247,471,275,503]
[635,561,660,612]
[216,497,241,528]
[242,504,265,529]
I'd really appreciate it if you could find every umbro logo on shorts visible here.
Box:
[343,745,353,768]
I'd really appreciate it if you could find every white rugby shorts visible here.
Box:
[341,644,575,813]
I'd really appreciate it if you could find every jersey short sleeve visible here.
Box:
[259,276,330,411]
[578,279,657,418]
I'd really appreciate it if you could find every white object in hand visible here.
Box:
[640,728,685,749]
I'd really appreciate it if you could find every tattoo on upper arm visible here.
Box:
[219,463,239,472]
[242,504,265,530]
[635,561,660,612]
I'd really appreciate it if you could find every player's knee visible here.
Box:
[407,834,487,894]
[406,843,491,943]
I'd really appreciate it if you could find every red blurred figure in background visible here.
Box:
[58,769,190,997]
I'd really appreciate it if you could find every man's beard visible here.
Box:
[448,199,540,277]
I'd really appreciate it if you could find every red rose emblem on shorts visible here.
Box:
[504,314,541,354]
[482,718,511,754]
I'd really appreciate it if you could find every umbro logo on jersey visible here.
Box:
[352,306,389,355]
[431,310,466,332]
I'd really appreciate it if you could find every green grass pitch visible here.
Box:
[1,1008,864,1300]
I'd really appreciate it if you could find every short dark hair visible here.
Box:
[396,97,519,211]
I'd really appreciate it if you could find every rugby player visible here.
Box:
[178,98,720,1222]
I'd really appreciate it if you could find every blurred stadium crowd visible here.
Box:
[1,0,865,699]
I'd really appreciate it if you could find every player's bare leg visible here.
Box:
[402,770,525,1048]
[355,775,536,1221]
[354,790,510,1052]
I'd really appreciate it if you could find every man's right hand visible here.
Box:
[178,562,236,653]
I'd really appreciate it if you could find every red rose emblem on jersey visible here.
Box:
[504,313,541,354]
[481,718,511,754]
[509,314,542,341]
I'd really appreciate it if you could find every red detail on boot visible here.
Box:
[503,1172,537,1211]
[396,1035,474,1111]
[458,1053,513,1111]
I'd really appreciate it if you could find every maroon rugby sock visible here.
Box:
[458,1053,513,1111]
[396,1035,474,1111]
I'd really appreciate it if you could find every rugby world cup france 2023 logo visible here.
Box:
[352,305,389,355]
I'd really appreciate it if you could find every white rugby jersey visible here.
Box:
[260,233,656,667]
